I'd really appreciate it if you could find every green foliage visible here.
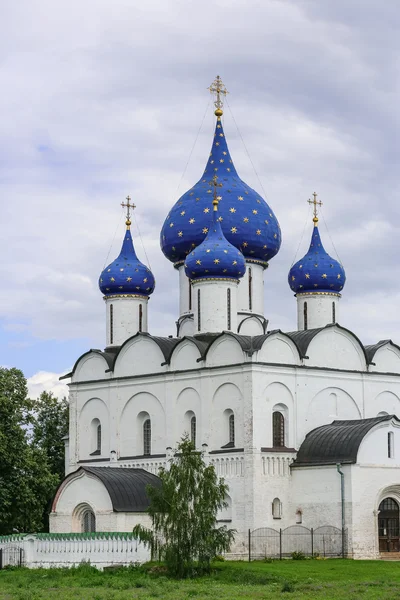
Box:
[281,580,295,592]
[291,550,306,560]
[133,436,236,577]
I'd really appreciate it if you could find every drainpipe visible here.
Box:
[336,463,345,557]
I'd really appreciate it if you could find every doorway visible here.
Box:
[378,498,400,552]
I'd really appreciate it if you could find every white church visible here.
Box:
[50,78,400,559]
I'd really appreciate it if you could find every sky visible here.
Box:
[0,0,399,398]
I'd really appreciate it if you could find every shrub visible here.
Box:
[291,551,306,560]
[281,580,295,593]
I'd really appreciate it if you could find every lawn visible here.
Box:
[0,560,400,599]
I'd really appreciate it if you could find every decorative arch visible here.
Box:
[72,502,96,533]
[169,339,203,370]
[262,382,294,449]
[371,391,400,419]
[257,332,301,365]
[212,383,243,449]
[203,332,248,366]
[119,392,165,457]
[79,398,109,459]
[305,387,361,434]
[305,325,368,371]
[72,351,112,383]
[113,334,171,377]
[176,387,201,446]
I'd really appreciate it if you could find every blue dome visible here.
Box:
[161,115,281,267]
[99,226,155,297]
[289,223,346,295]
[185,201,246,281]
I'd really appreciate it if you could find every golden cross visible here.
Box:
[209,175,223,210]
[208,75,228,112]
[121,195,136,221]
[308,192,323,222]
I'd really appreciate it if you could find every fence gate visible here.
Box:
[249,525,346,561]
[0,545,24,569]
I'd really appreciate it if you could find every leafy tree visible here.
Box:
[31,391,69,530]
[0,368,58,534]
[133,437,235,577]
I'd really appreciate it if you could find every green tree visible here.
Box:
[133,437,235,577]
[0,368,58,534]
[31,391,69,530]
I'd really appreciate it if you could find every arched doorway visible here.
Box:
[378,498,399,552]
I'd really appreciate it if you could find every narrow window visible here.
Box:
[139,303,143,332]
[303,301,308,330]
[197,289,201,331]
[272,498,282,519]
[388,432,394,458]
[227,288,231,330]
[273,411,285,447]
[143,419,151,456]
[110,304,114,344]
[229,414,235,445]
[97,423,101,454]
[248,267,253,310]
[190,415,196,446]
[82,510,96,533]
[189,280,192,311]
[332,301,336,324]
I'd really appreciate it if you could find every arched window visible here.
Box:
[248,267,253,310]
[227,288,231,330]
[229,413,235,446]
[272,498,282,519]
[303,301,308,330]
[90,419,101,456]
[388,432,394,459]
[273,411,285,447]
[110,303,114,344]
[82,509,96,533]
[143,418,151,456]
[332,301,336,324]
[139,304,143,332]
[190,415,196,446]
[197,289,201,331]
[378,498,399,552]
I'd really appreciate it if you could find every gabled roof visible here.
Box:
[364,340,400,363]
[293,415,399,467]
[54,467,161,512]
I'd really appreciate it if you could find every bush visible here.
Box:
[281,580,295,593]
[291,551,306,560]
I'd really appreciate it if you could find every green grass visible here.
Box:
[0,560,400,599]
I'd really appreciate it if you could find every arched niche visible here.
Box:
[238,316,264,336]
[305,387,361,434]
[114,337,167,378]
[119,392,165,457]
[211,382,243,449]
[306,328,366,371]
[170,340,202,371]
[175,387,201,447]
[73,353,110,383]
[206,336,245,368]
[370,345,400,374]
[371,391,400,419]
[258,334,300,365]
[261,382,294,448]
[79,398,110,459]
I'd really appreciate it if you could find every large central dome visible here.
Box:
[160,112,281,267]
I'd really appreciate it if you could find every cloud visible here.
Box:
[0,0,399,377]
[27,371,69,400]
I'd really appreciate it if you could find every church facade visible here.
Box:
[50,78,400,559]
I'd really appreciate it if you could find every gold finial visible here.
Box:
[308,192,323,226]
[209,174,223,211]
[208,75,228,118]
[121,195,136,229]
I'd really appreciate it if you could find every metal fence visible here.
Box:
[249,525,347,561]
[0,545,24,569]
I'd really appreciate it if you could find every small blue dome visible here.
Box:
[288,223,345,295]
[99,226,155,297]
[185,202,246,281]
[161,115,281,266]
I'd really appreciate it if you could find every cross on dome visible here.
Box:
[308,192,323,226]
[210,174,223,209]
[208,75,228,117]
[121,195,136,229]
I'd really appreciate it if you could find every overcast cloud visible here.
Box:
[0,0,399,395]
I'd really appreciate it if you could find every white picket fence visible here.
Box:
[0,533,150,570]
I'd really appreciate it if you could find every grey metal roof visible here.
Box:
[364,340,400,363]
[82,467,161,512]
[293,415,399,467]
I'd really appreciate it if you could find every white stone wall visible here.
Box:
[296,293,340,330]
[105,296,148,346]
[192,279,238,334]
[237,262,264,315]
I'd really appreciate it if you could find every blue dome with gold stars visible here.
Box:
[99,224,155,298]
[185,197,246,281]
[288,223,345,295]
[160,112,281,267]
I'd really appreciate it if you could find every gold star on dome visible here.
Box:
[223,151,227,155]
[189,218,195,224]
[291,276,295,281]
[314,263,318,267]
[110,277,115,282]
[107,269,111,272]
[230,207,236,213]
[204,208,210,213]
[210,160,214,164]
[299,265,303,269]
[220,159,224,163]
[265,220,269,225]
[274,233,277,239]
[119,286,123,290]
[252,209,258,214]
[218,216,223,221]
[170,222,174,227]
[314,284,318,288]
[180,211,185,216]
[219,133,224,137]
[337,274,341,279]
[106,287,110,291]
[216,142,220,146]
[256,229,261,235]
[232,260,237,265]
[120,268,124,272]
[217,195,222,200]
[242,242,248,247]
[243,217,249,223]
[214,259,220,264]
[305,273,310,279]
[126,277,132,282]
[224,249,228,253]
[196,260,201,265]
[322,273,327,279]
[238,196,244,201]
[223,269,227,273]
[231,227,237,233]
[263,245,267,249]
[207,189,212,194]
[189,192,194,196]
[226,168,231,172]
[206,249,211,253]
[178,231,183,237]
[202,227,209,234]
[257,199,261,204]
[143,278,148,283]
[172,246,176,251]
